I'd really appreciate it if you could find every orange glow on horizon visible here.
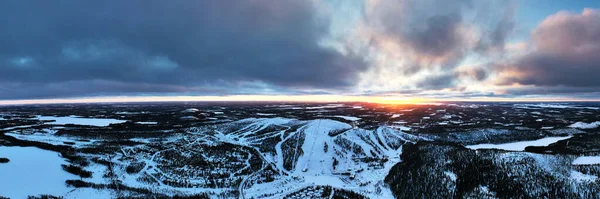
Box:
[371,97,432,104]
[0,95,597,105]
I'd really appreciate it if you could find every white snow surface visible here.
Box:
[569,121,600,129]
[37,115,126,127]
[242,119,419,199]
[180,116,198,120]
[388,125,411,131]
[303,175,346,186]
[332,115,361,121]
[293,119,352,176]
[444,171,457,182]
[570,170,598,182]
[2,117,429,199]
[0,146,78,198]
[514,103,599,110]
[572,156,600,165]
[62,188,115,199]
[5,132,96,148]
[466,136,572,151]
[136,121,158,125]
[116,111,149,115]
[256,113,275,116]
[182,108,200,113]
[305,104,345,109]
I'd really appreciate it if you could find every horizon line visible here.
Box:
[1,95,600,106]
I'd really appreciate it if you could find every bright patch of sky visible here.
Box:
[515,0,600,40]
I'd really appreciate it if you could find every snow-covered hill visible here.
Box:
[193,118,428,198]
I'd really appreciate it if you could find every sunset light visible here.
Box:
[1,1,600,198]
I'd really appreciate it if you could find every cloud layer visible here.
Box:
[497,9,600,86]
[0,0,367,99]
[0,0,599,100]
[494,9,600,97]
[354,0,515,92]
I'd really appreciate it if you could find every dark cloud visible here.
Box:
[405,13,465,58]
[362,0,513,90]
[0,80,215,100]
[502,86,600,96]
[416,74,457,90]
[473,69,488,81]
[495,8,600,88]
[0,0,367,99]
[459,67,488,81]
[367,0,473,62]
[359,89,426,96]
[416,66,488,90]
[0,80,336,100]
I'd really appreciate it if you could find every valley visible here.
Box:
[1,102,600,198]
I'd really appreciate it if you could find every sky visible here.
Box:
[1,0,600,104]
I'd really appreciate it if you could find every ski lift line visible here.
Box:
[291,126,302,171]
[305,119,321,171]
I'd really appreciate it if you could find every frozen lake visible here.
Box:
[465,136,572,151]
[569,121,600,129]
[37,115,127,127]
[0,146,77,198]
[572,156,600,165]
